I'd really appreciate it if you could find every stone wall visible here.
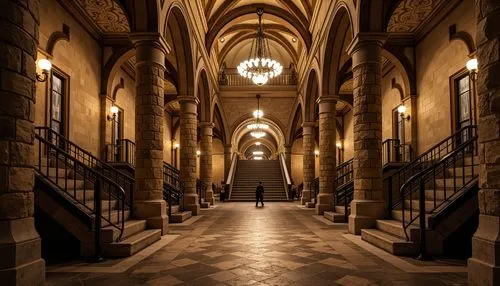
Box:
[381,68,405,141]
[212,138,225,187]
[343,110,354,160]
[415,0,475,154]
[112,69,135,142]
[36,0,101,156]
[162,113,174,164]
[291,138,303,183]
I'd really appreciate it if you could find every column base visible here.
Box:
[315,193,334,215]
[133,200,169,235]
[205,189,215,206]
[183,194,200,216]
[468,215,500,286]
[301,190,311,205]
[0,218,45,285]
[348,200,385,235]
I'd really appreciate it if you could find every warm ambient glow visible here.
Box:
[110,105,119,115]
[247,123,269,130]
[220,37,225,43]
[253,109,264,118]
[292,37,297,43]
[250,131,266,138]
[466,58,478,72]
[314,150,319,156]
[196,150,201,156]
[336,142,342,148]
[253,151,264,155]
[254,156,263,160]
[38,59,52,73]
[397,104,407,114]
[173,143,180,149]
[255,142,261,146]
[237,9,283,86]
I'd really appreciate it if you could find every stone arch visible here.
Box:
[304,69,320,122]
[356,0,387,33]
[101,47,135,97]
[381,49,415,96]
[119,0,161,32]
[213,102,229,145]
[230,116,286,157]
[164,5,195,96]
[287,100,303,144]
[322,5,354,98]
[196,68,211,123]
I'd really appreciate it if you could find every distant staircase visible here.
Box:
[34,127,161,258]
[230,160,287,201]
[361,126,479,256]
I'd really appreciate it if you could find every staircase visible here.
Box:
[324,159,354,222]
[163,162,193,223]
[361,126,479,256]
[230,160,287,201]
[34,127,162,258]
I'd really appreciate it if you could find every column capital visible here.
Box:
[302,121,316,135]
[199,122,214,136]
[317,95,338,114]
[129,32,171,54]
[346,32,388,56]
[178,96,199,115]
[199,121,215,129]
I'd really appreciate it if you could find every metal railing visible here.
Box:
[398,128,477,258]
[35,127,134,212]
[311,177,319,205]
[34,132,127,257]
[163,162,183,221]
[226,153,239,199]
[220,71,297,86]
[196,179,207,204]
[384,125,477,215]
[104,139,136,167]
[334,159,354,221]
[382,139,412,166]
[279,154,291,200]
[335,159,353,188]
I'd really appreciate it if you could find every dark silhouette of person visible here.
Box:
[256,181,264,207]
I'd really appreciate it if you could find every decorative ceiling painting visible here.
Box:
[76,0,130,33]
[387,0,441,33]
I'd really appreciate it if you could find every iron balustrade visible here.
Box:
[334,159,354,221]
[384,125,477,215]
[163,162,183,221]
[382,139,413,166]
[35,127,135,212]
[220,70,297,86]
[34,132,127,248]
[398,129,478,258]
[196,179,207,204]
[105,139,136,167]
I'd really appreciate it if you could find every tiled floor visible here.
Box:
[45,202,468,285]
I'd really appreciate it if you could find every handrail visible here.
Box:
[162,161,183,222]
[34,132,126,244]
[35,127,134,211]
[384,125,477,214]
[398,130,478,259]
[382,139,412,166]
[278,154,291,200]
[196,179,207,204]
[335,158,354,188]
[105,139,136,167]
[334,159,354,221]
[226,153,238,199]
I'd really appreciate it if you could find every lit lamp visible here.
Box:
[255,142,261,146]
[173,143,180,149]
[397,104,410,121]
[466,58,478,76]
[314,150,319,157]
[107,105,119,121]
[196,150,201,157]
[36,59,52,82]
[336,142,342,149]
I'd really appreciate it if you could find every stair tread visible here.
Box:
[361,229,411,244]
[107,229,161,245]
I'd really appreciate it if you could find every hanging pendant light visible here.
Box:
[237,8,283,86]
[249,94,266,138]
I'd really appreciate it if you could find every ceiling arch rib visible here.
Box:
[206,4,311,53]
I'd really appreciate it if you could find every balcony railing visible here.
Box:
[105,139,136,167]
[382,139,412,166]
[219,69,297,86]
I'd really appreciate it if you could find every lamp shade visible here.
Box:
[397,105,407,114]
[466,58,478,72]
[38,59,52,73]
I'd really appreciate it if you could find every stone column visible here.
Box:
[224,144,232,181]
[301,122,315,205]
[131,33,168,234]
[316,96,337,215]
[179,96,200,215]
[200,122,214,205]
[0,0,45,284]
[347,33,387,234]
[468,1,500,284]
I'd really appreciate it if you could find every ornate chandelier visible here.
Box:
[249,94,266,138]
[237,8,283,86]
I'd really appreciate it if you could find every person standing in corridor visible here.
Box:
[256,181,264,207]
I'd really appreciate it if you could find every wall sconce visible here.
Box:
[107,105,119,121]
[397,104,410,121]
[466,58,478,81]
[36,59,52,82]
[196,150,201,157]
[314,150,319,157]
[173,142,180,149]
[336,142,342,149]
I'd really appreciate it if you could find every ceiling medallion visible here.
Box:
[237,8,283,86]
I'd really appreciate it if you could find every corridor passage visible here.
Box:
[46,203,467,285]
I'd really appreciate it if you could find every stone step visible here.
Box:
[100,210,131,227]
[323,211,346,223]
[39,167,72,178]
[434,178,468,189]
[361,229,418,256]
[403,199,442,213]
[200,201,210,208]
[375,219,420,241]
[170,211,192,223]
[103,229,161,257]
[446,167,477,177]
[305,202,315,208]
[53,178,89,190]
[391,210,430,227]
[334,205,350,215]
[101,219,147,243]
[85,199,117,212]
